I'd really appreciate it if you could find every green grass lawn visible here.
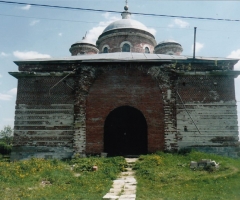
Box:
[0,156,126,200]
[0,151,239,200]
[134,151,240,200]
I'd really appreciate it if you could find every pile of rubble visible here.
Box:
[190,159,219,170]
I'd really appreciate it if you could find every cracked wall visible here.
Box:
[11,76,75,160]
[176,75,239,157]
[10,61,240,159]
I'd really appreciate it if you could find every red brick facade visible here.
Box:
[9,57,240,160]
[86,66,165,153]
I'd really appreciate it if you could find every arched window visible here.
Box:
[122,43,130,52]
[166,51,174,55]
[145,47,150,53]
[77,51,85,55]
[103,47,109,53]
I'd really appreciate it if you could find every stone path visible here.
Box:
[103,158,138,200]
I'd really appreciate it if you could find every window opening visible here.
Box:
[122,43,130,52]
[145,47,150,53]
[103,47,109,53]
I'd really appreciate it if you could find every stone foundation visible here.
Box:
[10,146,74,161]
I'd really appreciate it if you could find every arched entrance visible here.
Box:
[104,106,148,156]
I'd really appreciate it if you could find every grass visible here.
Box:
[134,151,240,200]
[0,155,126,200]
[0,151,239,200]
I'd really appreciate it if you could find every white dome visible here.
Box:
[72,38,95,46]
[103,19,149,33]
[158,40,179,45]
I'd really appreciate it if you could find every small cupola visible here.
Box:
[69,36,99,56]
[155,40,183,55]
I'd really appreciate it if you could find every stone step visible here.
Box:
[102,194,119,200]
[124,185,136,190]
[122,190,136,195]
[110,188,122,193]
[125,158,138,163]
[119,194,136,200]
[103,158,138,200]
[120,171,135,176]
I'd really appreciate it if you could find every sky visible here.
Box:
[0,0,240,138]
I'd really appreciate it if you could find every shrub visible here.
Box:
[0,141,12,155]
[178,148,192,155]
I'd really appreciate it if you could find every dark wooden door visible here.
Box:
[104,106,147,156]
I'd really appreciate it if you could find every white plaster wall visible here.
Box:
[177,102,239,148]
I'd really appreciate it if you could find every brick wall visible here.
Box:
[11,76,76,160]
[176,75,239,149]
[85,65,165,154]
[10,61,240,159]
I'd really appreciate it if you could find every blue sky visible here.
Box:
[0,0,240,136]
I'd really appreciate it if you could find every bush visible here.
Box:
[0,142,12,155]
[177,148,192,155]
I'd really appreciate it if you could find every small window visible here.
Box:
[122,43,130,52]
[145,47,150,53]
[77,52,85,56]
[166,51,174,55]
[103,47,109,53]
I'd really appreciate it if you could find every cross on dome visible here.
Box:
[122,0,130,18]
[124,0,129,11]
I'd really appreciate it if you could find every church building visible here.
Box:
[10,4,240,160]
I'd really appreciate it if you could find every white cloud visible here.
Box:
[102,12,110,19]
[146,27,157,36]
[169,18,189,28]
[0,87,17,102]
[20,5,31,10]
[13,51,51,60]
[7,88,17,96]
[227,49,240,70]
[0,52,9,57]
[0,74,2,78]
[0,88,17,101]
[0,93,12,101]
[3,118,14,123]
[163,39,177,43]
[30,20,40,26]
[58,33,63,36]
[86,13,121,43]
[191,42,204,53]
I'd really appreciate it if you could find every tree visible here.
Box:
[0,125,13,145]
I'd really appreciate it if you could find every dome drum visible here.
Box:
[97,29,156,54]
[154,42,183,55]
[69,43,99,56]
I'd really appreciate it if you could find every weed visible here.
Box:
[135,151,240,200]
[0,156,126,199]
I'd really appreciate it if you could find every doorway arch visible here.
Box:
[104,106,148,156]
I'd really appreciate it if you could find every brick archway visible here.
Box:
[85,66,165,154]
